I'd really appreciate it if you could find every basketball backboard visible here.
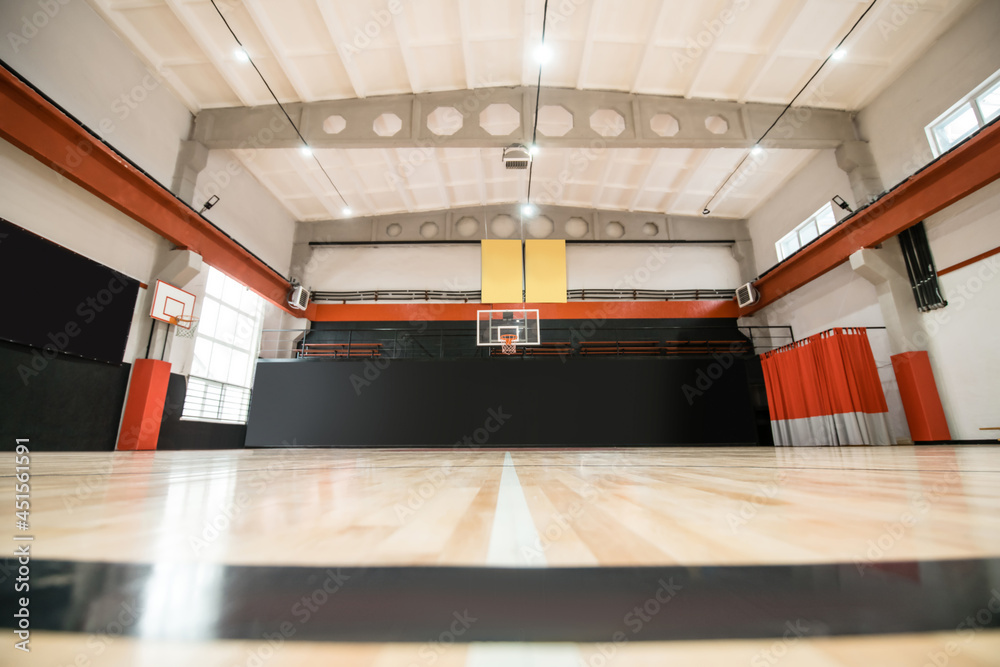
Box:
[477,309,540,347]
[150,280,197,329]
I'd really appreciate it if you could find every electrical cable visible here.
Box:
[525,0,549,206]
[209,0,350,210]
[700,0,880,214]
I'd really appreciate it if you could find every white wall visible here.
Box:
[856,0,1000,188]
[917,180,1000,440]
[301,243,744,295]
[0,139,167,282]
[0,0,193,186]
[194,150,297,275]
[567,244,741,290]
[746,150,855,276]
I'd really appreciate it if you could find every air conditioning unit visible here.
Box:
[736,282,759,308]
[502,144,531,170]
[288,284,309,310]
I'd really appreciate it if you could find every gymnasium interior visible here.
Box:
[1,0,999,664]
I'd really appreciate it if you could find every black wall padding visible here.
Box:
[0,340,129,451]
[0,217,140,364]
[245,358,760,447]
[157,373,246,450]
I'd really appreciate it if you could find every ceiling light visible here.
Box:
[234,47,249,63]
[832,48,847,61]
[533,44,552,64]
[522,203,537,217]
[299,146,313,157]
[751,145,764,156]
[342,207,352,216]
[529,144,540,156]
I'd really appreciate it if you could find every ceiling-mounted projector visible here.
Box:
[502,144,532,170]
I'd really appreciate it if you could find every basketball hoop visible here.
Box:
[500,333,518,355]
[170,315,199,338]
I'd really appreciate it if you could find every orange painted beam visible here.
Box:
[0,65,297,315]
[744,120,1000,314]
[116,359,171,451]
[308,300,739,322]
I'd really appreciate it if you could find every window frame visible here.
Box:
[775,202,839,262]
[181,266,265,425]
[926,68,1000,157]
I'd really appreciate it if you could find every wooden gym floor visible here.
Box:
[3,445,1000,665]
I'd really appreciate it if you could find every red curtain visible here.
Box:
[761,328,891,446]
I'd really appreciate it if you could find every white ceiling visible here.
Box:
[89,0,978,221]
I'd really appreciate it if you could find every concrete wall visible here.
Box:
[194,150,297,275]
[0,0,192,186]
[918,179,1000,440]
[746,150,855,276]
[299,243,743,296]
[856,0,1000,188]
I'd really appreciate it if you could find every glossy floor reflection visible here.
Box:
[10,446,1000,567]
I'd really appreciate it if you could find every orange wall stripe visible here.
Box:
[744,121,1000,314]
[937,244,1000,277]
[308,300,739,322]
[0,66,298,315]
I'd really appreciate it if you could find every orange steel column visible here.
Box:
[891,351,951,442]
[116,359,171,451]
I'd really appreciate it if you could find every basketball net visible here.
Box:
[500,333,518,355]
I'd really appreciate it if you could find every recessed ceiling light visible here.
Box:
[234,47,249,62]
[299,146,313,157]
[533,44,552,64]
[832,49,847,61]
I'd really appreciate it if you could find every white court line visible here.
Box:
[467,452,580,667]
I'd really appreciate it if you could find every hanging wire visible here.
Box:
[209,0,350,211]
[525,0,549,206]
[700,0,880,214]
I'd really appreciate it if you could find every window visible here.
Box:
[775,202,838,262]
[182,266,264,424]
[927,69,1000,156]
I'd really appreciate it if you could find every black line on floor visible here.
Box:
[2,557,998,643]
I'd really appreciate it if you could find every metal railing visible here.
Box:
[309,288,737,303]
[737,326,795,353]
[260,325,756,361]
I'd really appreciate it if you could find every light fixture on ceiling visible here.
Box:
[832,195,853,213]
[751,145,764,156]
[522,203,537,217]
[702,208,711,216]
[234,47,249,62]
[533,43,552,64]
[503,144,532,170]
[199,195,220,214]
[342,207,352,216]
[300,146,313,157]
[529,144,540,156]
[832,48,847,61]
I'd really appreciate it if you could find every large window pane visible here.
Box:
[777,233,798,260]
[205,269,225,299]
[234,312,255,348]
[977,81,1000,123]
[933,104,978,152]
[815,204,837,233]
[798,220,819,245]
[227,350,250,387]
[208,342,232,383]
[199,299,219,338]
[215,304,238,345]
[222,274,243,306]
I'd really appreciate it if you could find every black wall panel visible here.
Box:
[0,217,140,364]
[0,341,129,451]
[245,357,760,447]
